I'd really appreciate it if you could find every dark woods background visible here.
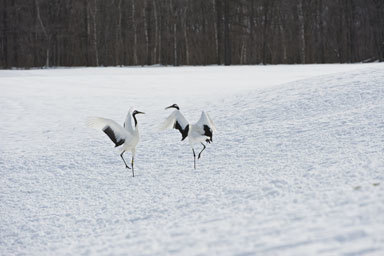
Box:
[1,0,383,68]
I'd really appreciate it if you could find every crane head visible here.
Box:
[165,104,179,110]
[133,110,145,115]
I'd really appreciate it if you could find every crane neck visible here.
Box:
[132,113,138,127]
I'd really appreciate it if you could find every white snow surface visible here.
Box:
[1,63,384,255]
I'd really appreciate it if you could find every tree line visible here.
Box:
[1,0,383,68]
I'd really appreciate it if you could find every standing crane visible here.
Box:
[87,108,145,177]
[161,104,216,169]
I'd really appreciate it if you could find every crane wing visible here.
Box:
[206,112,217,132]
[160,110,189,141]
[195,111,216,142]
[87,117,131,147]
[123,108,135,135]
[196,111,216,132]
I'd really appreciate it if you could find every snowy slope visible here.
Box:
[0,63,383,255]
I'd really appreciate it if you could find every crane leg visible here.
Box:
[198,143,206,159]
[120,151,131,169]
[192,148,196,170]
[131,156,135,177]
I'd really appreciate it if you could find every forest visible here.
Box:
[1,0,383,68]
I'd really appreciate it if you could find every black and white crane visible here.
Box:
[161,104,216,169]
[87,108,145,177]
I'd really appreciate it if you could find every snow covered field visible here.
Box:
[1,63,383,255]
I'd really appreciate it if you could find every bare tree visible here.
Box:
[131,0,137,65]
[1,0,383,68]
[297,0,306,64]
[223,0,231,65]
[91,0,99,66]
[115,0,122,66]
[35,0,50,67]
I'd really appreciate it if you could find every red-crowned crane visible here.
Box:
[161,104,216,169]
[87,108,145,177]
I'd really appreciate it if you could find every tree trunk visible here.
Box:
[279,15,287,63]
[2,0,8,68]
[212,0,219,64]
[215,0,223,64]
[240,37,246,64]
[84,0,90,65]
[262,1,269,64]
[297,0,305,64]
[35,0,50,67]
[92,0,99,66]
[143,0,151,65]
[157,1,162,64]
[318,0,325,63]
[131,0,137,65]
[170,0,177,66]
[347,0,355,62]
[183,7,189,65]
[116,0,122,65]
[153,0,158,64]
[223,0,231,65]
[173,23,177,66]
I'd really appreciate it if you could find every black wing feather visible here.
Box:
[174,121,189,141]
[203,125,213,143]
[103,126,125,147]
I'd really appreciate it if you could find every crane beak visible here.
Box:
[165,105,173,110]
[136,111,145,114]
